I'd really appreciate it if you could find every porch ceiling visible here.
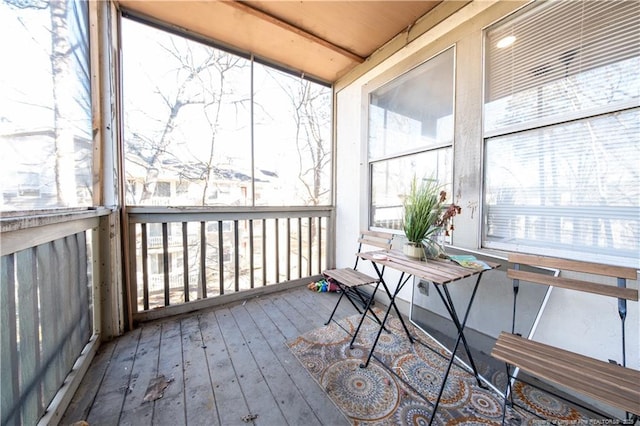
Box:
[116,0,445,83]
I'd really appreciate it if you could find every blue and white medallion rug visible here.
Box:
[287,312,593,425]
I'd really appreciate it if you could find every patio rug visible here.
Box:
[287,311,595,425]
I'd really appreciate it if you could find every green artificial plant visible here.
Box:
[402,176,443,245]
[402,175,461,253]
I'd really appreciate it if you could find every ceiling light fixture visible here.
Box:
[497,35,516,49]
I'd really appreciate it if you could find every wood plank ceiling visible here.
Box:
[117,0,445,84]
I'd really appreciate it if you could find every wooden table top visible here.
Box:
[357,249,500,286]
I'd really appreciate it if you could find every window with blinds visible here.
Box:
[482,0,640,265]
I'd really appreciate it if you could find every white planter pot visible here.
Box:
[403,242,424,260]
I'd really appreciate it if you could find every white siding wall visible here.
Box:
[334,0,639,397]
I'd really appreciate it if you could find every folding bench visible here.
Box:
[491,253,639,423]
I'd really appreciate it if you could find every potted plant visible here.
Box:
[402,176,461,259]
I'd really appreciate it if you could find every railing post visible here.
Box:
[286,218,291,281]
[275,218,280,282]
[141,223,149,311]
[249,219,254,288]
[200,221,207,298]
[262,219,267,286]
[218,221,224,295]
[298,217,302,279]
[162,223,170,306]
[182,222,189,302]
[234,220,239,292]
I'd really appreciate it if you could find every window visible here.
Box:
[483,1,640,264]
[368,47,455,230]
[0,0,92,211]
[176,181,189,195]
[153,181,171,198]
[122,17,332,207]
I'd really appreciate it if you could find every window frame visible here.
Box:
[366,46,457,233]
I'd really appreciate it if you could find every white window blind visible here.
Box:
[483,0,640,266]
[485,0,640,133]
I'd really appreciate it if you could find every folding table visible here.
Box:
[355,249,500,425]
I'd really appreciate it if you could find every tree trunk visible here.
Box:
[51,0,77,206]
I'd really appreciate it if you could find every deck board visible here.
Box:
[229,303,322,426]
[181,314,220,426]
[152,319,187,425]
[59,338,116,423]
[216,306,289,425]
[199,309,249,426]
[255,296,302,341]
[242,299,349,426]
[119,323,161,425]
[86,328,142,425]
[62,286,350,425]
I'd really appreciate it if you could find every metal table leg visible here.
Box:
[359,263,414,369]
[428,273,484,425]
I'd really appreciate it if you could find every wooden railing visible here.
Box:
[1,208,108,426]
[126,206,334,320]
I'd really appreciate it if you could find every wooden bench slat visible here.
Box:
[508,253,638,280]
[361,229,394,242]
[492,333,640,415]
[491,352,640,414]
[496,339,640,397]
[492,346,640,415]
[357,230,393,250]
[492,348,640,415]
[323,268,378,288]
[357,237,391,250]
[494,333,640,387]
[491,345,639,401]
[496,333,640,390]
[507,269,639,301]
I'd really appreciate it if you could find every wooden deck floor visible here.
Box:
[61,285,354,426]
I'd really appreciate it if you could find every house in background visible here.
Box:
[124,156,285,308]
[1,129,93,211]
